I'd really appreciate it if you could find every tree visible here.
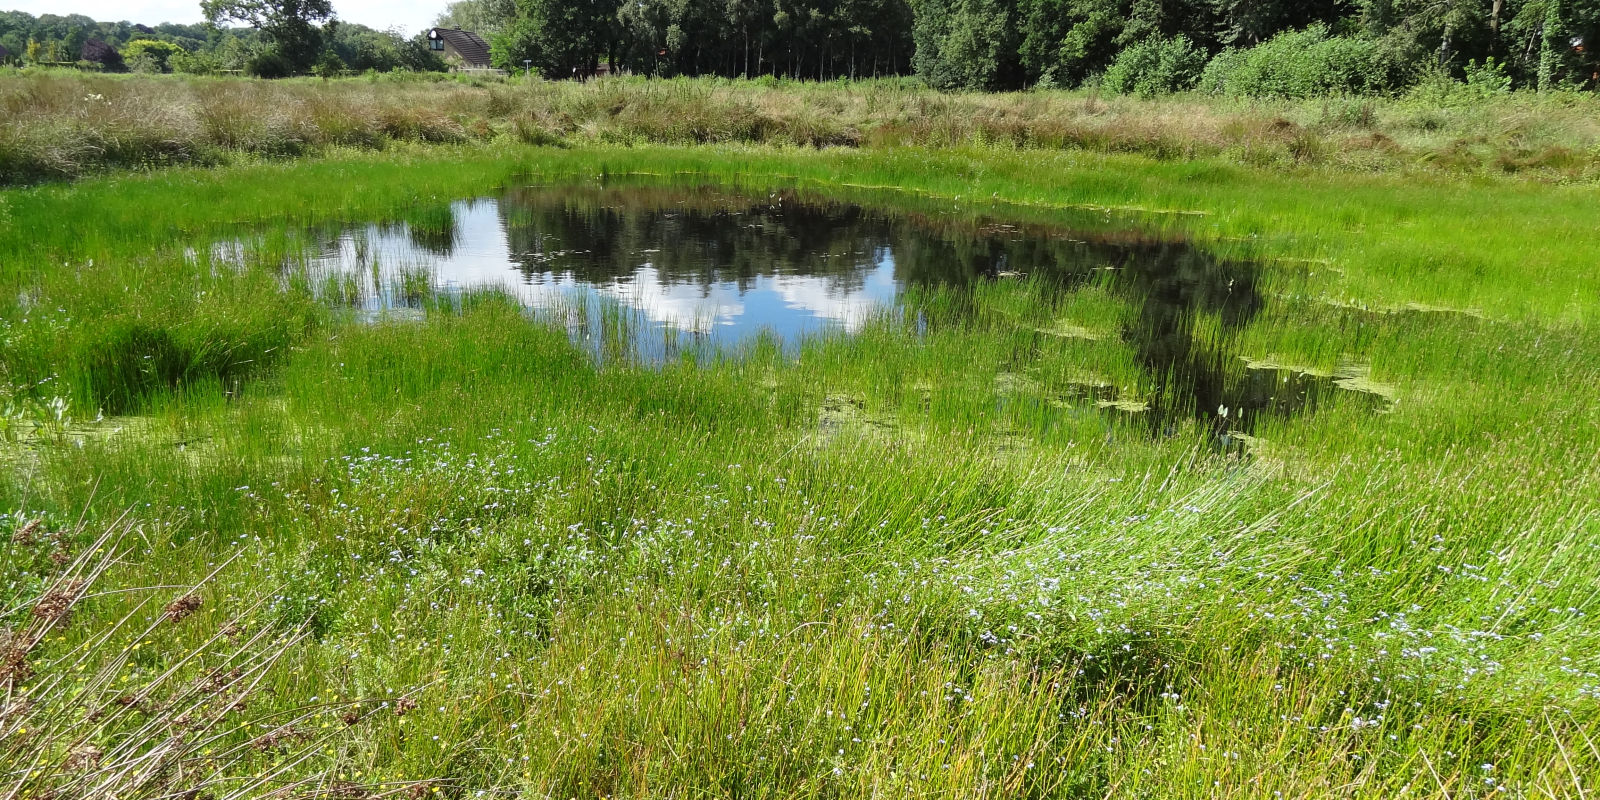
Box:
[913,0,1022,89]
[491,0,618,76]
[1525,0,1600,89]
[311,48,346,76]
[1213,0,1344,47]
[325,23,446,72]
[614,0,672,74]
[435,0,519,38]
[80,38,125,70]
[201,0,335,75]
[1022,0,1127,87]
[123,39,184,72]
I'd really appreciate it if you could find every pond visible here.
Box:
[306,183,1390,435]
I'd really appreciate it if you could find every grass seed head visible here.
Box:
[32,578,85,625]
[48,543,73,567]
[0,696,33,725]
[394,696,418,716]
[64,744,103,772]
[0,628,27,683]
[318,780,372,799]
[113,692,154,715]
[12,518,42,545]
[164,592,203,623]
[198,666,242,694]
[252,724,312,752]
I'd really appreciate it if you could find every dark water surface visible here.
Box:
[310,184,1388,433]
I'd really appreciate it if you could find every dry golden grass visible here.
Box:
[2,70,1598,183]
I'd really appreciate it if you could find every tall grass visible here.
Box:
[3,71,1599,184]
[0,147,1597,796]
[1,515,438,798]
[8,292,1593,796]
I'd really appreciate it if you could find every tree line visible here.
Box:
[471,0,1599,92]
[0,9,443,76]
[3,0,1597,92]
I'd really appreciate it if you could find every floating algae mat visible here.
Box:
[303,183,1391,434]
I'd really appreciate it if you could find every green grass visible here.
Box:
[1,144,1598,798]
[5,145,1597,323]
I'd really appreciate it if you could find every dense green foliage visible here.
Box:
[491,0,618,78]
[435,0,517,38]
[1099,33,1204,96]
[6,0,1600,92]
[0,9,441,76]
[122,38,183,72]
[0,11,221,66]
[915,0,1600,90]
[439,0,1600,91]
[484,0,915,78]
[201,0,340,75]
[1198,24,1400,98]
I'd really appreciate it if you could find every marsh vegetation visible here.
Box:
[0,140,1597,799]
[3,71,1600,184]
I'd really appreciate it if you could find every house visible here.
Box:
[426,27,497,72]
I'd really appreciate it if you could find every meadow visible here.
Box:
[3,70,1600,184]
[0,127,1598,797]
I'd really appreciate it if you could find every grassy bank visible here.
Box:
[2,145,1598,798]
[3,71,1600,185]
[4,146,1596,325]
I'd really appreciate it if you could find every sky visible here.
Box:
[7,0,442,34]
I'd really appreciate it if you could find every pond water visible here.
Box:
[306,184,1389,434]
[311,186,924,338]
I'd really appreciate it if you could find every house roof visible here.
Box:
[430,28,491,68]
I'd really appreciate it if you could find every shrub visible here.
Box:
[126,53,162,74]
[246,47,298,78]
[1196,47,1247,95]
[170,49,220,75]
[121,39,183,74]
[1102,35,1206,98]
[1464,57,1513,96]
[1404,58,1516,107]
[311,50,348,78]
[1200,24,1398,98]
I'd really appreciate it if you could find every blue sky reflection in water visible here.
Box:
[306,184,1392,436]
[308,193,902,348]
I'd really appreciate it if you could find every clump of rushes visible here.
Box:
[0,516,438,799]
